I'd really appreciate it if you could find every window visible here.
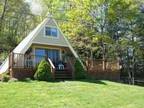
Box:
[35,49,60,64]
[35,49,45,64]
[45,27,58,37]
[46,49,60,63]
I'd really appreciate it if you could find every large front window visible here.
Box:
[45,27,58,37]
[35,49,60,64]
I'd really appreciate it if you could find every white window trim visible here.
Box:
[44,26,59,39]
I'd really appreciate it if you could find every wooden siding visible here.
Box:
[11,68,35,80]
[32,19,69,47]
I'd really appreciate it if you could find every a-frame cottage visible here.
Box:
[0,15,82,80]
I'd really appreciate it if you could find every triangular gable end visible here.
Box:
[33,17,79,58]
[32,18,69,47]
[14,16,80,58]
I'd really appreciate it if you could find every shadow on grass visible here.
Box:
[18,78,107,85]
[75,79,107,85]
[53,79,107,85]
[19,78,58,83]
[18,78,34,83]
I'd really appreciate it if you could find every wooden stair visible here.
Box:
[55,69,73,80]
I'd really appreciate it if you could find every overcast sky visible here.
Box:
[25,0,43,15]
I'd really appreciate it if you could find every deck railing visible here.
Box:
[9,52,46,68]
[9,52,74,68]
[9,52,75,79]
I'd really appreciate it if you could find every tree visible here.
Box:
[74,59,86,79]
[34,60,52,81]
[0,0,41,58]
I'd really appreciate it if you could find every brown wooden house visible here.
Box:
[0,15,82,80]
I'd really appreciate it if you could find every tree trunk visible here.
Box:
[0,0,8,32]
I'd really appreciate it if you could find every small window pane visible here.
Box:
[45,27,58,37]
[51,28,57,37]
[45,27,51,36]
[35,49,45,64]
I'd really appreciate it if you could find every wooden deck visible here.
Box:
[10,68,35,80]
[8,52,74,80]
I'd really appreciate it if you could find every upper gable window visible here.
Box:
[45,27,58,37]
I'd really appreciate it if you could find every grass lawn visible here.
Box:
[0,80,144,108]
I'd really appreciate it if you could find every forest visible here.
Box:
[0,0,144,84]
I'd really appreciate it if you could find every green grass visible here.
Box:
[0,80,144,108]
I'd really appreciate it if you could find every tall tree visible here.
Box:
[0,0,41,59]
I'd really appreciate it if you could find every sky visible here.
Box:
[24,0,43,15]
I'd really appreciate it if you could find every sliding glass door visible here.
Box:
[35,48,60,64]
[46,49,60,63]
[35,49,45,64]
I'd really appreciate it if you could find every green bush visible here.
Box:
[34,60,52,81]
[24,78,32,81]
[1,73,10,82]
[74,59,86,79]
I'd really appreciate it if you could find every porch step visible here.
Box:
[55,70,73,80]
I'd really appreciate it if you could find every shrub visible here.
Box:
[34,60,52,81]
[24,78,32,81]
[19,78,32,82]
[1,73,10,82]
[74,59,86,79]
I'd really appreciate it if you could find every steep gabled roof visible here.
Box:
[13,18,48,54]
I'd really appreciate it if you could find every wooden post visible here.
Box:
[9,52,14,77]
[11,52,14,68]
[8,53,11,74]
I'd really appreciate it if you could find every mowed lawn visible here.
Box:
[0,80,144,108]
